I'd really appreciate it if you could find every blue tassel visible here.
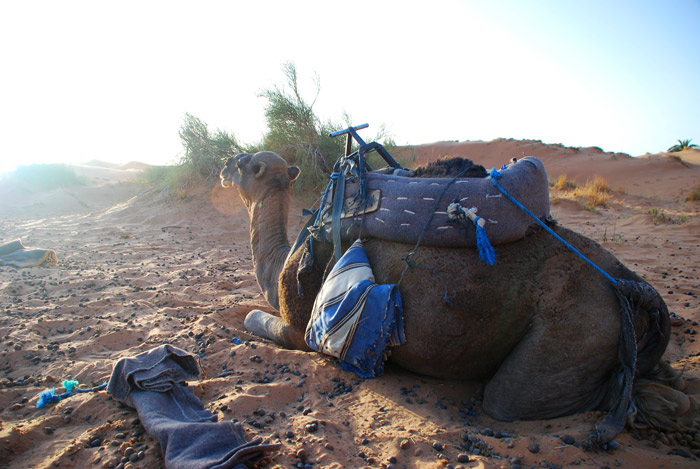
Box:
[63,379,79,393]
[37,388,57,409]
[474,217,496,266]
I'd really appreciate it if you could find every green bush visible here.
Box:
[258,62,346,193]
[146,62,400,199]
[179,113,244,180]
[138,164,205,200]
[257,62,406,194]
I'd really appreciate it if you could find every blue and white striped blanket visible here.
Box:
[305,239,405,378]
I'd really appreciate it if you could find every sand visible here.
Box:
[0,142,698,468]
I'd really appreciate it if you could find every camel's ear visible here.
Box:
[252,161,267,179]
[287,166,300,182]
[236,153,252,169]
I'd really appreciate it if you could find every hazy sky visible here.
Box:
[1,0,699,173]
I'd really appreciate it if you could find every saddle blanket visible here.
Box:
[305,239,405,378]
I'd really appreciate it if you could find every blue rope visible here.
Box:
[489,168,618,285]
[37,382,108,408]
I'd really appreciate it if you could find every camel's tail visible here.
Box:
[621,280,694,435]
[585,279,678,450]
[628,361,691,433]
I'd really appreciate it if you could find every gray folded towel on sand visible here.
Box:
[107,345,279,469]
[0,239,57,267]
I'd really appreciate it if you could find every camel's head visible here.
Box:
[220,151,300,203]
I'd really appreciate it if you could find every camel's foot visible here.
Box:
[244,310,276,341]
[244,310,310,351]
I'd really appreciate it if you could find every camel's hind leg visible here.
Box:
[482,286,621,421]
[244,310,310,351]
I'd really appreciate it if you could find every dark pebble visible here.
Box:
[44,427,55,435]
[388,456,397,463]
[671,448,693,458]
[432,441,443,451]
[305,421,319,433]
[528,443,540,453]
[603,440,620,453]
[90,438,102,447]
[457,453,470,463]
[560,434,575,445]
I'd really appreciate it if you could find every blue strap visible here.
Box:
[285,171,341,263]
[489,168,618,285]
[331,171,346,263]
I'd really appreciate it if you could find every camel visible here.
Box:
[220,150,689,445]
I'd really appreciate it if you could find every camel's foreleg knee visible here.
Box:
[244,309,310,351]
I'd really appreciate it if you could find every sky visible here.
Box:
[1,0,699,174]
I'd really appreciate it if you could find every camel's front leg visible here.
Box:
[244,310,311,351]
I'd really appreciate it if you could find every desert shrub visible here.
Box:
[258,62,346,193]
[138,164,204,200]
[576,175,612,209]
[150,63,399,199]
[549,174,577,191]
[179,113,244,180]
[9,163,83,191]
[648,207,689,225]
[686,185,700,202]
[668,139,698,152]
[257,62,404,196]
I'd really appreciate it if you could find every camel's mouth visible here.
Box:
[220,176,233,188]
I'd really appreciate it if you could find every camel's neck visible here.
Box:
[247,187,291,310]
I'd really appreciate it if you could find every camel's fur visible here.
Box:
[221,151,690,432]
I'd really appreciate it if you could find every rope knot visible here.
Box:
[490,168,502,179]
[446,200,466,221]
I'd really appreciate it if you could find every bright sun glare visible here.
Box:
[0,0,698,174]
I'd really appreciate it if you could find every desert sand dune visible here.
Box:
[0,143,698,468]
